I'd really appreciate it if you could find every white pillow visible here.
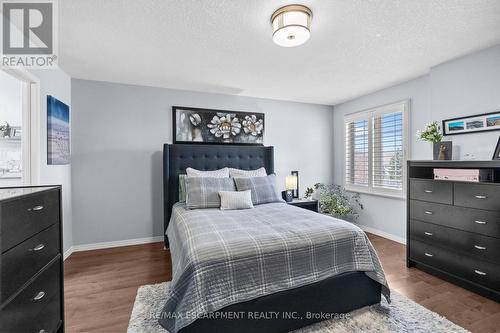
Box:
[219,190,254,210]
[186,167,229,178]
[229,167,267,178]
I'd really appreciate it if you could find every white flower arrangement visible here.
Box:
[416,121,443,143]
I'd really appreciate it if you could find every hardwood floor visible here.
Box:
[64,234,500,333]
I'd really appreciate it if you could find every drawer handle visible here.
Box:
[474,220,487,225]
[474,245,487,250]
[33,291,45,301]
[474,270,487,276]
[424,190,433,193]
[28,205,44,212]
[424,253,433,257]
[474,195,487,199]
[424,232,433,236]
[39,330,46,333]
[30,243,45,252]
[424,211,433,215]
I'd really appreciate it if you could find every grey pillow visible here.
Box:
[219,190,254,210]
[178,174,187,202]
[185,177,236,209]
[234,174,284,205]
[229,167,267,178]
[186,167,229,178]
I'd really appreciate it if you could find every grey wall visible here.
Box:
[333,44,500,242]
[71,80,333,246]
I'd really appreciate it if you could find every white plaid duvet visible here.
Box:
[159,202,390,332]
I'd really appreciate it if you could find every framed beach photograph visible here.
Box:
[443,111,500,136]
[47,96,70,165]
[173,106,264,145]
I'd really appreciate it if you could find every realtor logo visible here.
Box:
[1,0,58,68]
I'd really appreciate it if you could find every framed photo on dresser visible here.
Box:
[173,106,264,145]
[493,136,500,160]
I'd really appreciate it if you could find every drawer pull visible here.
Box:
[30,243,45,252]
[33,291,45,301]
[28,205,44,211]
[424,253,434,257]
[424,211,433,215]
[424,232,433,236]
[474,195,487,199]
[424,190,433,193]
[474,270,487,276]
[39,330,46,333]
[474,220,487,225]
[474,245,487,250]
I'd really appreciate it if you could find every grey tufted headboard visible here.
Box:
[163,144,274,247]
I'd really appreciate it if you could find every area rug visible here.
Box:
[127,282,469,333]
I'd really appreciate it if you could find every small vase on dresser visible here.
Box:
[0,186,64,333]
[407,161,500,302]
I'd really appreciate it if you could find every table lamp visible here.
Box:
[284,175,298,202]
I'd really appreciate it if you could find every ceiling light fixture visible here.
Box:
[271,4,312,47]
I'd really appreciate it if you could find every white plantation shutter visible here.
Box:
[344,100,409,197]
[345,118,369,187]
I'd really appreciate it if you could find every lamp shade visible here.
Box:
[271,5,312,47]
[285,175,298,190]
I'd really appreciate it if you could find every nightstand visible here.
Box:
[287,199,318,212]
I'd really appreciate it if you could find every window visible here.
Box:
[344,100,409,197]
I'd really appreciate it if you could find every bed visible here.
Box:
[162,144,389,333]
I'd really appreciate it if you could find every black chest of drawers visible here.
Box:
[407,161,500,302]
[0,186,64,333]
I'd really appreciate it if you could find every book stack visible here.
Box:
[433,168,492,182]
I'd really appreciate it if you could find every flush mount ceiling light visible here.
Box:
[271,4,312,47]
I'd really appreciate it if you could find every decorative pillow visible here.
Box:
[185,177,236,209]
[178,174,187,202]
[219,190,254,210]
[234,174,284,205]
[229,167,267,178]
[186,167,229,178]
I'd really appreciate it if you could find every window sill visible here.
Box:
[345,187,406,200]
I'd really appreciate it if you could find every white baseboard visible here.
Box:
[63,246,74,261]
[358,225,406,245]
[63,236,164,260]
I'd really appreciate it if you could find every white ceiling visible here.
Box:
[60,0,500,105]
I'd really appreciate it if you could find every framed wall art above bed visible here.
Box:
[173,106,264,145]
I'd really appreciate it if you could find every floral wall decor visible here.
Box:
[173,106,264,145]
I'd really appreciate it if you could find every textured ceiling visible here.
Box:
[59,0,500,105]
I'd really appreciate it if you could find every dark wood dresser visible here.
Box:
[0,186,64,333]
[407,161,500,302]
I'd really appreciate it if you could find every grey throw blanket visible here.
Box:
[160,202,390,332]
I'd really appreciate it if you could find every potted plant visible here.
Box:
[417,121,452,160]
[313,183,363,222]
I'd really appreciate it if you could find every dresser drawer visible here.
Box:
[410,240,500,291]
[409,200,453,225]
[1,224,60,304]
[409,179,452,204]
[0,257,61,333]
[454,183,500,211]
[1,189,60,252]
[409,200,500,238]
[410,219,500,265]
